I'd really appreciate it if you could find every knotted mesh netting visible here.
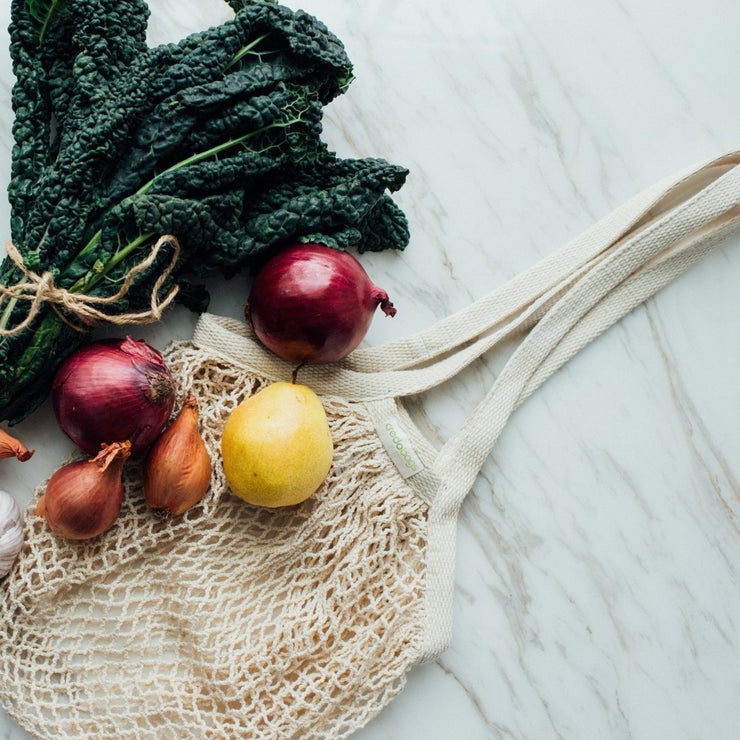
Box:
[0,339,429,739]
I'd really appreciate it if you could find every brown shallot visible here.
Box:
[36,441,131,540]
[144,395,211,516]
[0,427,34,462]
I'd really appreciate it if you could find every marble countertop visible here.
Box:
[2,0,740,738]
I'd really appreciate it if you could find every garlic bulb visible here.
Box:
[0,490,24,578]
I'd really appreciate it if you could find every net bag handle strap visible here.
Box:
[430,162,740,519]
[191,152,740,403]
[345,152,740,374]
[418,171,740,662]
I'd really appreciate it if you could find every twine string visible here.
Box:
[0,235,181,336]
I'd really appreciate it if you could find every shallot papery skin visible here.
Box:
[0,427,34,462]
[246,243,397,364]
[0,491,24,577]
[145,395,212,516]
[52,336,175,455]
[36,441,131,540]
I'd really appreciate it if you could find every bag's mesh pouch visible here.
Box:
[1,151,739,739]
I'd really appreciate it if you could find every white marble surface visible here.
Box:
[2,0,740,738]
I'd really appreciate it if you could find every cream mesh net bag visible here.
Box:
[2,151,740,738]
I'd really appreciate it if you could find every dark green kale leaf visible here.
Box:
[25,0,67,42]
[0,0,410,424]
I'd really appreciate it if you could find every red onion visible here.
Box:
[246,243,397,364]
[52,336,176,455]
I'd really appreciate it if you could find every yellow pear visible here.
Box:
[221,381,333,508]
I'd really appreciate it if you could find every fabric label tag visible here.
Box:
[376,418,424,479]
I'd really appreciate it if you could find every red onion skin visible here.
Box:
[246,244,397,364]
[52,336,175,455]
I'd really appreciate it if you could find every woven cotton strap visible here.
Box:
[418,153,740,659]
[347,152,740,373]
[434,159,740,499]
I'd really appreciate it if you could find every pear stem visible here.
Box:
[291,363,306,384]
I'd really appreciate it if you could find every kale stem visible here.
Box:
[37,0,64,44]
[135,116,300,197]
[0,297,19,332]
[69,231,155,294]
[72,123,281,263]
[78,230,102,259]
[0,231,155,334]
[0,231,154,331]
[225,33,271,71]
[65,112,304,294]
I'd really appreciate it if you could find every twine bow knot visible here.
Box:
[0,235,181,336]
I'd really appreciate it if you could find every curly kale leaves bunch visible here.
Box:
[0,0,410,423]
